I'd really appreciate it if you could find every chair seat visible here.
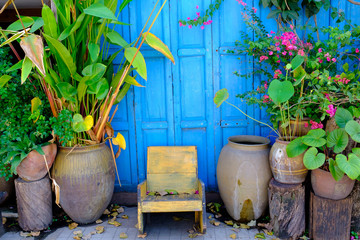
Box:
[141,193,203,213]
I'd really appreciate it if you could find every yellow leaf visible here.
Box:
[108,217,121,227]
[230,233,237,239]
[119,232,128,239]
[73,230,82,236]
[111,212,118,217]
[2,217,6,225]
[20,34,46,76]
[96,226,104,234]
[142,32,175,64]
[209,220,220,226]
[138,232,147,239]
[225,220,234,226]
[121,215,129,219]
[112,132,126,150]
[264,230,273,236]
[96,219,103,224]
[255,233,266,239]
[103,209,111,215]
[69,222,78,230]
[73,236,81,240]
[240,223,250,229]
[20,232,31,237]
[30,231,40,237]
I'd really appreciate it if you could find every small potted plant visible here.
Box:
[286,108,360,200]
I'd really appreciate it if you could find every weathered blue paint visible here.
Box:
[110,0,360,192]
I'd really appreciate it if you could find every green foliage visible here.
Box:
[50,109,74,147]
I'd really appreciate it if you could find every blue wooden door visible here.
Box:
[110,0,360,192]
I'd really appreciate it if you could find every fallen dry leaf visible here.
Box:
[188,233,198,238]
[73,236,81,240]
[96,226,105,234]
[240,223,250,229]
[69,222,79,230]
[90,231,96,235]
[119,232,128,239]
[215,213,222,218]
[264,230,273,236]
[247,220,256,227]
[254,232,266,239]
[111,212,118,217]
[209,220,220,226]
[117,207,125,214]
[121,215,129,219]
[108,217,121,227]
[30,231,40,237]
[233,223,240,229]
[73,230,82,235]
[138,232,147,238]
[159,190,168,196]
[225,220,234,226]
[258,222,272,231]
[103,209,111,215]
[2,217,6,225]
[20,231,31,237]
[231,228,239,233]
[230,233,237,239]
[95,219,103,224]
[208,215,212,219]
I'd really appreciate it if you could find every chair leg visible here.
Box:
[200,209,207,234]
[138,208,144,234]
[195,211,200,223]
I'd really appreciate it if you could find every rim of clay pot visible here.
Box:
[58,142,107,153]
[275,137,297,144]
[228,135,270,150]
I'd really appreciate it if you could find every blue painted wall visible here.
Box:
[110,0,360,192]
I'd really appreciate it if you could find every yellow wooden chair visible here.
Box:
[137,146,206,234]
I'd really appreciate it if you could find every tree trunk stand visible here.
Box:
[15,176,52,231]
[268,179,305,240]
[310,191,352,240]
[351,181,360,232]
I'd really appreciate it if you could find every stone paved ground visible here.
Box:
[1,207,268,240]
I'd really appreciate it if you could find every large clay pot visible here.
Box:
[217,135,272,222]
[311,168,355,200]
[0,176,15,205]
[279,118,311,137]
[16,144,57,181]
[270,138,307,184]
[52,143,115,224]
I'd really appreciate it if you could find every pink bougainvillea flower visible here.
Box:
[270,30,275,34]
[318,48,322,53]
[276,60,281,63]
[196,5,199,9]
[298,49,305,56]
[264,82,268,89]
[201,26,205,30]
[196,12,200,17]
[252,7,257,13]
[269,51,274,55]
[259,56,269,62]
[318,58,323,63]
[282,51,287,56]
[310,120,323,130]
[276,47,281,52]
[356,48,359,53]
[327,57,331,62]
[304,122,309,128]
[290,25,294,30]
[275,42,280,47]
[179,21,184,27]
[326,104,337,118]
[188,25,192,29]
[324,53,331,58]
[332,58,337,62]
[324,93,330,101]
[195,190,199,194]
[187,17,191,20]
[289,52,293,56]
[263,95,270,103]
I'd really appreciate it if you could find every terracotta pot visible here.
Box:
[279,118,311,137]
[269,138,308,184]
[217,135,272,222]
[52,143,115,224]
[16,144,57,182]
[311,168,355,200]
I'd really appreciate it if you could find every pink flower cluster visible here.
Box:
[259,55,269,62]
[236,0,247,6]
[263,95,270,103]
[326,105,337,118]
[274,69,282,79]
[334,75,350,84]
[179,5,213,30]
[304,120,323,130]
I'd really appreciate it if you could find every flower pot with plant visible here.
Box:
[286,108,360,200]
[0,0,174,224]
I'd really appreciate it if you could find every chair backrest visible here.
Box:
[147,146,198,193]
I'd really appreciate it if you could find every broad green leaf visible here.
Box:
[343,62,349,72]
[345,120,360,143]
[290,54,305,70]
[113,132,126,150]
[58,13,85,41]
[6,60,23,72]
[0,30,27,47]
[293,66,306,86]
[31,97,42,114]
[82,63,107,86]
[11,155,22,175]
[7,17,34,31]
[142,32,175,64]
[125,75,144,87]
[30,17,44,33]
[286,137,308,158]
[21,57,33,84]
[42,5,59,39]
[353,148,360,158]
[336,153,360,180]
[329,158,345,181]
[214,89,229,107]
[349,106,360,118]
[302,129,326,147]
[43,33,77,76]
[96,78,109,100]
[327,128,349,153]
[124,47,147,80]
[114,83,131,105]
[107,31,128,48]
[88,42,100,63]
[303,147,325,170]
[57,82,77,102]
[77,77,88,101]
[72,114,94,132]
[335,108,353,128]
[20,34,46,76]
[268,80,294,104]
[84,3,117,21]
[0,75,12,88]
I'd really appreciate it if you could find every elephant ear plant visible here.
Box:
[286,108,360,181]
[0,0,174,159]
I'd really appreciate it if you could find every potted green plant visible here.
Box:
[0,0,174,224]
[286,108,360,200]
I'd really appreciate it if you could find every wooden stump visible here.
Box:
[310,191,352,240]
[268,179,305,240]
[351,181,360,232]
[15,176,52,231]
